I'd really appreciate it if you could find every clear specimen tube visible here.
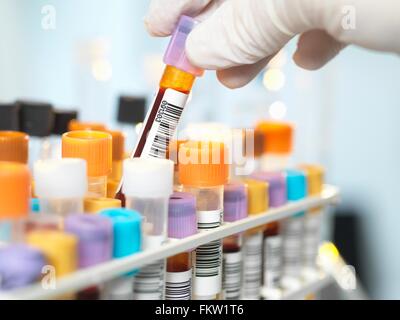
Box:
[100,208,142,300]
[166,192,197,300]
[241,179,268,300]
[34,159,87,217]
[179,141,229,300]
[123,158,173,300]
[222,182,248,300]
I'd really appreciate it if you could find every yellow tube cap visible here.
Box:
[298,164,324,195]
[27,230,77,277]
[0,131,29,164]
[84,197,121,214]
[243,179,268,215]
[62,130,112,177]
[107,179,120,198]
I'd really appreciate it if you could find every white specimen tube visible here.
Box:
[123,158,174,300]
[34,159,87,216]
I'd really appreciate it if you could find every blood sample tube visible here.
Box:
[64,214,113,300]
[166,192,197,300]
[298,164,324,279]
[250,171,287,299]
[0,131,29,164]
[100,208,142,300]
[115,16,203,197]
[0,162,30,244]
[34,159,87,217]
[62,130,112,198]
[179,141,229,300]
[255,121,293,172]
[241,179,268,300]
[123,158,173,300]
[17,100,55,166]
[26,230,77,299]
[133,16,203,159]
[51,110,78,159]
[0,244,46,291]
[84,197,121,214]
[222,182,248,300]
[281,169,307,290]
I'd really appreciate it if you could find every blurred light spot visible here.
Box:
[91,58,112,82]
[135,122,143,135]
[268,50,287,68]
[268,101,287,120]
[319,242,340,262]
[263,68,285,91]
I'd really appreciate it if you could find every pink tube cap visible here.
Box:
[163,15,204,77]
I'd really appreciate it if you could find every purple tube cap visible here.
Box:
[163,15,204,77]
[0,244,46,290]
[64,214,113,268]
[251,171,287,207]
[168,192,197,239]
[224,182,248,222]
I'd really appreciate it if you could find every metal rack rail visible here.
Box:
[0,184,340,300]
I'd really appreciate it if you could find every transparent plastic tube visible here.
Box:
[222,182,247,300]
[87,176,107,198]
[100,208,142,300]
[128,196,169,299]
[166,252,193,300]
[243,230,264,299]
[165,192,197,300]
[281,170,307,290]
[262,222,283,299]
[123,158,173,300]
[39,198,83,217]
[115,16,203,198]
[223,234,243,299]
[34,159,87,217]
[185,185,224,300]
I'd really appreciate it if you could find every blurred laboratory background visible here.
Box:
[1,0,400,299]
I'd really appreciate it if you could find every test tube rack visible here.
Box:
[0,184,340,300]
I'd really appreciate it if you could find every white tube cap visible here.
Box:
[123,158,173,198]
[34,159,87,198]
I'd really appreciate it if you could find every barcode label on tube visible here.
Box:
[142,89,188,158]
[263,235,282,288]
[282,217,304,276]
[194,210,222,297]
[303,213,322,266]
[133,259,165,300]
[165,269,192,300]
[243,232,263,299]
[223,251,242,300]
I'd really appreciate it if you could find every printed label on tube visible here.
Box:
[194,210,222,297]
[134,260,165,300]
[263,235,282,288]
[282,217,304,277]
[303,212,322,267]
[243,232,263,299]
[223,250,242,300]
[165,269,192,300]
[140,89,188,158]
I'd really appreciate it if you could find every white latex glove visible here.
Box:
[145,0,400,88]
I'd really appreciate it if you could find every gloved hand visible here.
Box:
[145,0,400,88]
